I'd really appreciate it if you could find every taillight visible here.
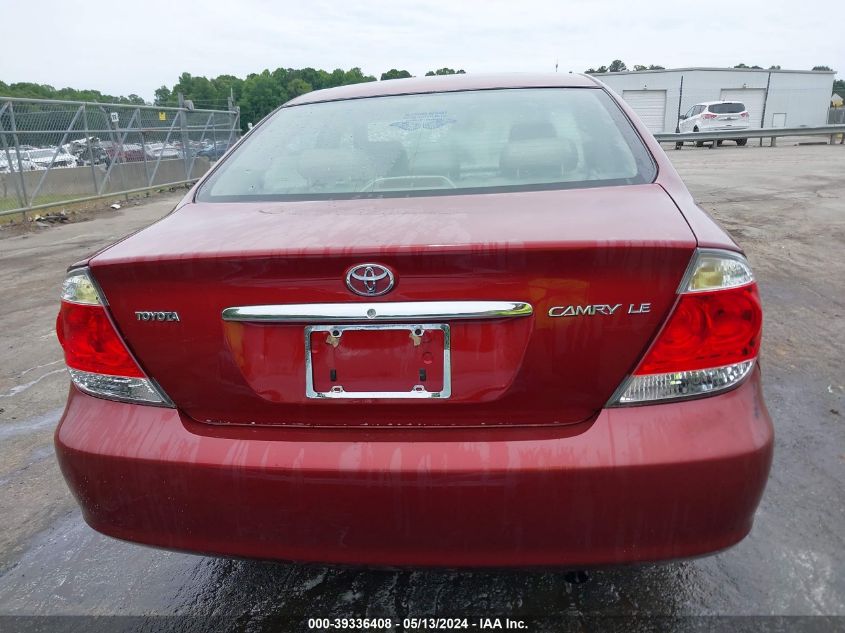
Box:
[609,250,762,406]
[740,111,749,118]
[702,113,718,119]
[56,268,171,405]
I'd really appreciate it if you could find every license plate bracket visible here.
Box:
[305,323,451,399]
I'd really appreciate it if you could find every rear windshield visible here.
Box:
[197,88,656,202]
[708,103,745,114]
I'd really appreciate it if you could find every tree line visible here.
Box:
[0,66,466,131]
[585,60,840,74]
[586,60,666,73]
[153,67,466,128]
[0,80,146,105]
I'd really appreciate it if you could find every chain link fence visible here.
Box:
[0,97,240,219]
[829,107,845,125]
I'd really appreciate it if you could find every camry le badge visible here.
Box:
[345,263,395,297]
[548,303,651,317]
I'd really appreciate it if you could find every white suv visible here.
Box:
[678,101,749,147]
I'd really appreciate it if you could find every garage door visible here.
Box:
[621,90,667,133]
[720,88,766,128]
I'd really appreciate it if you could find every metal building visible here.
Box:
[594,68,835,133]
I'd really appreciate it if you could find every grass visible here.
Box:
[0,193,113,226]
[0,184,190,226]
[0,193,78,215]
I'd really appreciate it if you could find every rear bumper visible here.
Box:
[698,126,750,133]
[55,368,773,568]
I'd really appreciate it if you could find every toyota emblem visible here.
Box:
[345,264,395,297]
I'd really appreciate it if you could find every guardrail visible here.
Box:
[655,125,845,146]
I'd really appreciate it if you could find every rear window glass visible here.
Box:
[708,103,745,114]
[197,88,656,202]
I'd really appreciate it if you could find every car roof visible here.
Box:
[285,73,600,106]
[696,100,745,106]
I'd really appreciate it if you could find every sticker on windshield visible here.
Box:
[390,111,456,131]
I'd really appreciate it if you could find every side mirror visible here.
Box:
[679,114,687,120]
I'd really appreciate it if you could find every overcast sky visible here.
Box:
[2,0,843,101]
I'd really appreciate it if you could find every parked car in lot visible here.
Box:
[197,140,231,160]
[678,101,750,146]
[179,140,206,158]
[55,73,772,568]
[101,142,146,164]
[26,147,78,169]
[66,137,108,166]
[0,150,40,173]
[144,142,182,160]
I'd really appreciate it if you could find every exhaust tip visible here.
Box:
[564,570,590,585]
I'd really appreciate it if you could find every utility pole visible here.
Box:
[178,92,191,179]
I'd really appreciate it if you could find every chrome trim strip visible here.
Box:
[304,323,451,399]
[222,301,533,323]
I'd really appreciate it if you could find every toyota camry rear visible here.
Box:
[54,74,773,567]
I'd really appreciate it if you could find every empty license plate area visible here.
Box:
[305,324,450,399]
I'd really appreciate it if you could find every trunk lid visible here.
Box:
[90,184,695,427]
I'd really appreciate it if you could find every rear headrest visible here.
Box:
[500,137,578,178]
[296,148,376,184]
[509,121,557,141]
[407,147,460,178]
[357,141,408,177]
[580,139,630,176]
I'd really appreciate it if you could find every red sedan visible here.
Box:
[55,73,772,567]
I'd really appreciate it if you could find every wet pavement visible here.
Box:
[0,146,843,631]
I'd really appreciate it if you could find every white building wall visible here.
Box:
[764,72,833,128]
[595,69,834,133]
